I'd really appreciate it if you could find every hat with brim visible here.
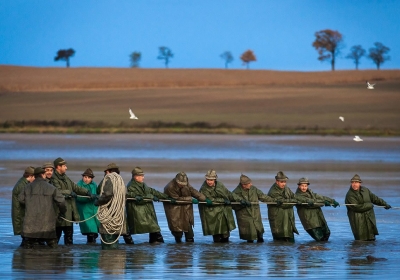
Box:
[297,177,310,185]
[24,166,35,175]
[132,166,144,176]
[240,174,252,185]
[175,172,188,186]
[34,167,45,175]
[82,168,95,178]
[42,162,55,169]
[350,174,362,183]
[275,171,288,181]
[205,169,218,180]
[104,162,119,172]
[54,157,67,167]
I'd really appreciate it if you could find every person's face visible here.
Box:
[241,182,252,190]
[27,175,35,183]
[276,180,286,189]
[57,164,67,174]
[134,175,144,183]
[83,175,93,184]
[298,183,308,192]
[351,181,361,191]
[206,179,215,187]
[44,167,53,179]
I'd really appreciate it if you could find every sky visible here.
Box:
[1,0,399,71]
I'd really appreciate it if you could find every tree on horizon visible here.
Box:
[220,51,234,69]
[240,50,256,69]
[346,45,366,70]
[312,29,343,71]
[54,48,75,68]
[130,51,142,68]
[157,46,173,68]
[368,42,390,70]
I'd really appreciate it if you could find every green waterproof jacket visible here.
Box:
[198,180,240,236]
[11,177,29,235]
[345,186,389,241]
[295,187,335,231]
[163,179,206,233]
[232,184,275,241]
[51,171,90,226]
[267,183,302,238]
[126,179,169,234]
[76,180,100,234]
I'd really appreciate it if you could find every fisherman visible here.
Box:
[42,162,55,182]
[96,172,128,249]
[51,157,96,245]
[76,168,100,244]
[18,167,66,249]
[163,172,207,243]
[232,174,275,243]
[267,171,304,242]
[345,174,391,241]
[11,166,35,247]
[295,177,340,241]
[126,167,171,243]
[199,169,248,243]
[99,162,134,245]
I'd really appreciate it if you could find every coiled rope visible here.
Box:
[96,172,126,245]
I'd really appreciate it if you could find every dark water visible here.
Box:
[1,134,399,279]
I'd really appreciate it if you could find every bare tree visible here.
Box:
[220,51,234,69]
[368,42,390,70]
[54,48,75,68]
[240,50,256,69]
[130,51,142,68]
[312,29,343,71]
[346,45,365,70]
[157,46,173,68]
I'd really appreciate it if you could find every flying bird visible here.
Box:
[339,116,344,122]
[366,81,375,89]
[129,108,138,119]
[353,136,363,142]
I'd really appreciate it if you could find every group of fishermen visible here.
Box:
[12,158,392,250]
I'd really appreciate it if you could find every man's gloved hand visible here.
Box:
[296,200,303,205]
[324,200,332,207]
[275,200,283,206]
[94,199,100,206]
[135,196,143,202]
[224,199,231,205]
[205,198,213,206]
[70,192,77,198]
[307,200,314,206]
[240,200,251,207]
[90,194,97,201]
[169,198,177,204]
[153,196,159,202]
[192,198,199,204]
[332,200,340,208]
[384,204,392,210]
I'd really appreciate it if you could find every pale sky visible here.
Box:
[1,0,399,71]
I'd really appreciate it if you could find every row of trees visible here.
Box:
[54,30,390,70]
[312,29,390,71]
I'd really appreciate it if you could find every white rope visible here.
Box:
[96,172,126,245]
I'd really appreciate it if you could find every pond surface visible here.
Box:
[1,134,399,279]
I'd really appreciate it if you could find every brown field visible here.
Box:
[1,65,399,134]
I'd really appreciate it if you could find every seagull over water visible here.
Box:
[339,116,344,122]
[129,108,138,119]
[353,135,363,142]
[366,81,375,89]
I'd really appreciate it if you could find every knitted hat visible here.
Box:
[275,171,288,181]
[82,168,95,178]
[104,162,119,172]
[297,177,310,185]
[24,166,35,175]
[132,166,144,176]
[350,174,362,183]
[240,174,252,184]
[34,167,45,175]
[175,172,188,186]
[42,162,55,169]
[54,157,67,167]
[205,169,218,180]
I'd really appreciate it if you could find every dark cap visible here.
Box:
[24,166,35,175]
[42,162,55,169]
[350,174,362,183]
[275,171,288,181]
[132,166,144,176]
[34,167,45,175]
[82,168,95,178]
[54,157,67,167]
[240,174,252,184]
[175,172,188,186]
[104,162,119,172]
